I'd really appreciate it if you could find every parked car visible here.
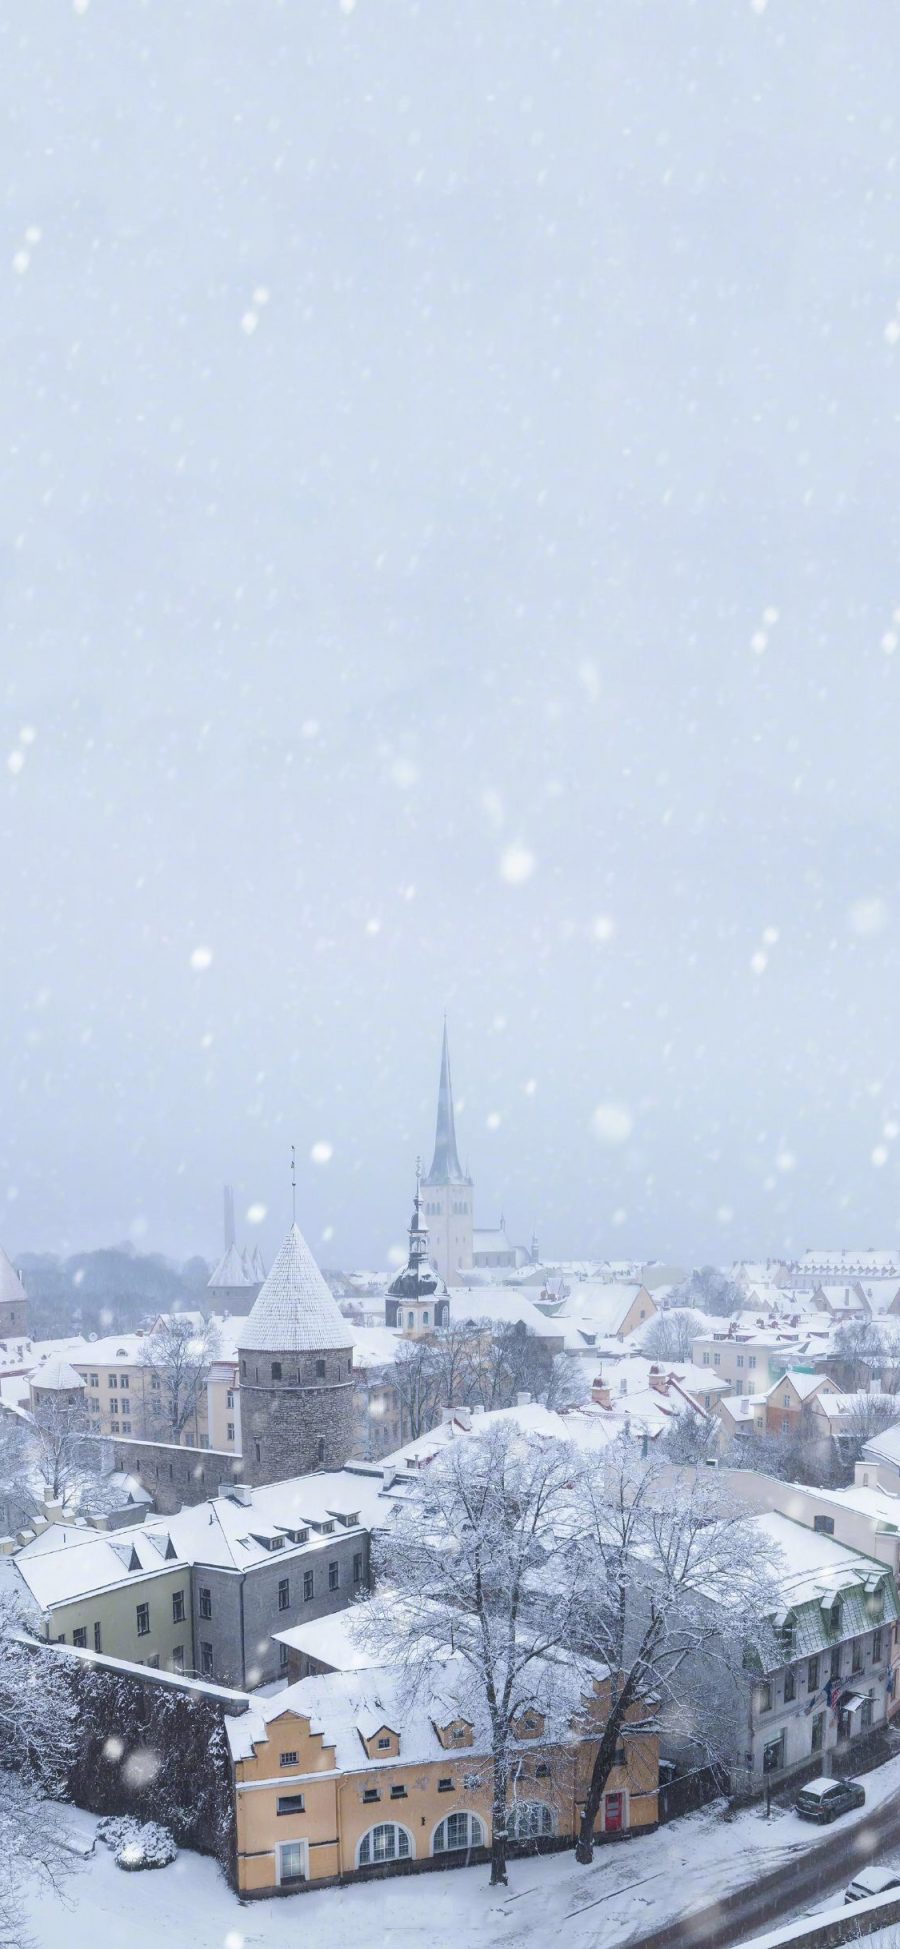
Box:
[845,1866,900,1904]
[794,1777,866,1824]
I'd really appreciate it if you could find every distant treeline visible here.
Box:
[17,1247,212,1339]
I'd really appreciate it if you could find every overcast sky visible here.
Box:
[2,0,899,1273]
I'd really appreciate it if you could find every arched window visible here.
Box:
[422,1311,429,1327]
[432,1811,486,1855]
[507,1802,554,1842]
[357,1823,413,1868]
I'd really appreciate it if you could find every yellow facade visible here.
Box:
[233,1683,659,1895]
[45,1563,190,1673]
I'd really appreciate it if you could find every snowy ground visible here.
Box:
[25,1757,900,1949]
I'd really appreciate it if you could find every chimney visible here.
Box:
[591,1378,612,1408]
[381,1465,396,1490]
[619,1376,628,1396]
[230,1482,252,1507]
[516,1391,532,1407]
[649,1372,669,1395]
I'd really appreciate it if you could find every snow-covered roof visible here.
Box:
[765,1370,831,1402]
[237,1222,353,1354]
[799,1250,899,1277]
[227,1648,604,1772]
[31,1357,85,1392]
[0,1245,26,1305]
[553,1281,651,1338]
[445,1285,562,1338]
[272,1610,381,1671]
[208,1243,255,1290]
[14,1524,187,1610]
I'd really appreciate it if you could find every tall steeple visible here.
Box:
[425,1019,470,1186]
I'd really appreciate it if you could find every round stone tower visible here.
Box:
[237,1220,355,1485]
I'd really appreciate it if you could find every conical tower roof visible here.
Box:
[237,1222,353,1354]
[0,1244,26,1305]
[423,1022,470,1186]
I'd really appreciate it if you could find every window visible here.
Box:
[146,1653,159,1670]
[757,1680,773,1713]
[303,1570,314,1602]
[271,1362,282,1381]
[255,1443,261,1463]
[108,1375,118,1388]
[172,1590,185,1624]
[110,1421,120,1433]
[390,1785,407,1800]
[807,1656,820,1691]
[783,1669,796,1702]
[811,1711,825,1753]
[151,1375,160,1390]
[433,1812,485,1854]
[317,1438,325,1465]
[278,1579,290,1612]
[852,1640,863,1674]
[763,1734,783,1774]
[280,1751,298,1767]
[227,1423,235,1443]
[507,1802,554,1841]
[813,1515,835,1535]
[748,1355,757,1369]
[357,1824,412,1868]
[136,1603,150,1637]
[438,1778,453,1792]
[277,1794,305,1815]
[703,1352,710,1367]
[200,1642,213,1677]
[278,1841,307,1885]
[363,1788,380,1803]
[328,1562,339,1591]
[353,1552,363,1584]
[171,1646,184,1674]
[316,1359,326,1378]
[72,1627,87,1648]
[120,1375,129,1391]
[226,1391,234,1409]
[377,1736,391,1750]
[89,1372,98,1387]
[830,1647,842,1680]
[736,1354,744,1369]
[122,1421,131,1434]
[199,1586,212,1619]
[862,1694,874,1731]
[713,1352,720,1366]
[93,1623,102,1653]
[279,1641,290,1671]
[873,1628,883,1662]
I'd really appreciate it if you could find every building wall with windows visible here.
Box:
[189,1532,370,1690]
[229,1671,658,1895]
[27,1563,191,1674]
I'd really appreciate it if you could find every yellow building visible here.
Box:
[229,1661,658,1894]
[14,1523,192,1672]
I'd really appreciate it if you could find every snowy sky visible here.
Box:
[2,0,900,1271]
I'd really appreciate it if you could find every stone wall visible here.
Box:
[239,1347,356,1484]
[108,1435,241,1513]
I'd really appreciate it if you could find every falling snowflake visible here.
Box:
[310,1140,333,1164]
[499,843,535,885]
[591,1103,634,1145]
[848,897,888,938]
[189,945,214,971]
[246,1202,267,1224]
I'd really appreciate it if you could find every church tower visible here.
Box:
[385,1167,449,1334]
[420,1023,474,1285]
[237,1218,355,1485]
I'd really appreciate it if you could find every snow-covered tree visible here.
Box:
[360,1421,578,1886]
[392,1337,446,1442]
[140,1315,220,1442]
[838,1392,900,1466]
[569,1438,780,1862]
[0,1600,78,1945]
[641,1309,705,1362]
[30,1395,93,1509]
[671,1267,743,1319]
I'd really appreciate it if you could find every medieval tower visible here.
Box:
[237,1218,355,1484]
[419,1023,474,1286]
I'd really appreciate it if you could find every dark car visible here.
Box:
[794,1776,866,1824]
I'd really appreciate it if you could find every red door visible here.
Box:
[605,1792,625,1833]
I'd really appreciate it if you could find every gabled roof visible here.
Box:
[31,1356,85,1392]
[238,1224,353,1354]
[208,1243,254,1290]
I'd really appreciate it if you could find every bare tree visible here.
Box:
[140,1315,220,1442]
[670,1267,743,1320]
[392,1338,446,1442]
[30,1395,93,1509]
[838,1392,900,1468]
[360,1422,578,1887]
[832,1320,900,1392]
[642,1310,705,1363]
[569,1438,780,1862]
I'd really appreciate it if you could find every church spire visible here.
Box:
[424,1019,469,1185]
